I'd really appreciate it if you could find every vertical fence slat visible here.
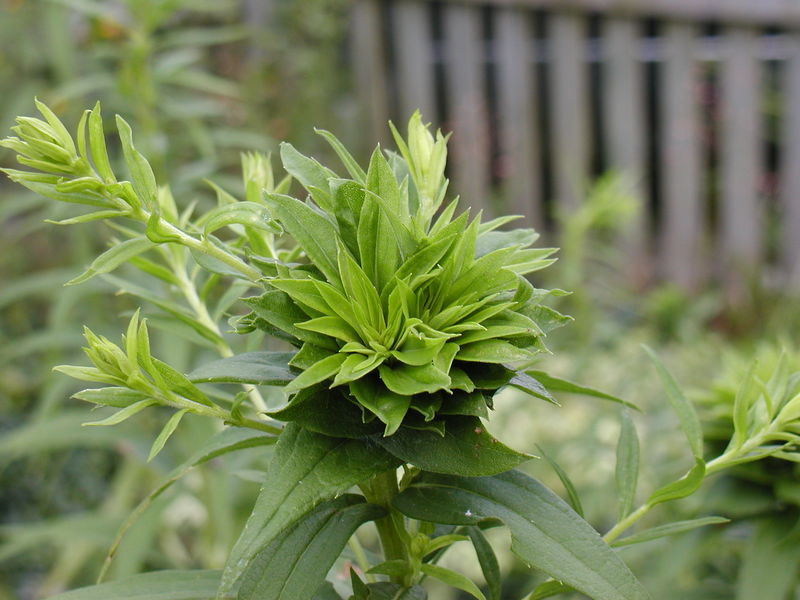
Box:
[496,7,542,230]
[550,11,589,216]
[782,34,800,287]
[443,3,490,212]
[394,1,437,123]
[352,0,390,150]
[604,16,650,283]
[660,22,703,288]
[720,27,762,292]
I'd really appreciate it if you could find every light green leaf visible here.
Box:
[279,142,336,205]
[148,409,189,462]
[646,457,705,507]
[219,424,399,595]
[457,340,535,365]
[643,346,703,459]
[420,564,485,600]
[315,128,367,183]
[188,351,295,385]
[67,237,155,285]
[88,102,115,182]
[616,411,640,520]
[393,471,650,600]
[611,516,728,548]
[350,377,411,436]
[283,353,347,396]
[265,192,341,286]
[238,495,384,600]
[201,202,279,237]
[377,416,529,476]
[732,361,760,449]
[379,362,451,396]
[73,387,149,408]
[115,115,157,208]
[83,398,157,427]
[243,291,338,350]
[47,570,225,600]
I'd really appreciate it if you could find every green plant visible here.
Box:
[4,103,800,600]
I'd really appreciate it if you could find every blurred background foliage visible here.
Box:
[1,1,799,599]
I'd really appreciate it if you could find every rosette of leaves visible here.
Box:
[230,111,568,465]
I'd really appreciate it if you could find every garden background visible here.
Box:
[1,0,799,598]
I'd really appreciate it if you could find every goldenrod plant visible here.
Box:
[4,103,800,600]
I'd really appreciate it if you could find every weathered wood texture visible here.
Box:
[660,22,703,289]
[350,0,798,289]
[442,2,490,213]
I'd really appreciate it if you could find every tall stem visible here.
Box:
[360,469,408,584]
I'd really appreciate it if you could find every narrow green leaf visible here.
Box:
[201,201,279,237]
[467,526,502,600]
[643,346,703,459]
[238,495,384,600]
[646,457,705,507]
[148,409,189,462]
[732,361,760,449]
[536,445,583,517]
[88,102,115,182]
[457,340,535,365]
[507,372,558,405]
[73,387,149,408]
[67,237,155,285]
[83,398,156,427]
[611,516,729,547]
[376,416,530,476]
[315,128,367,183]
[115,115,157,207]
[218,424,400,595]
[526,581,572,600]
[279,142,336,202]
[420,564,486,600]
[34,98,75,154]
[526,370,639,411]
[616,411,640,520]
[187,351,295,385]
[394,471,650,600]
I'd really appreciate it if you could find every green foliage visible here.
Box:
[5,99,800,600]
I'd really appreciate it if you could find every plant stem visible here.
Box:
[602,504,651,545]
[360,469,408,584]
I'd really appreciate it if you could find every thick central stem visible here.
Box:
[360,469,408,583]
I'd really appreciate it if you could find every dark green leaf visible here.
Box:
[219,424,400,595]
[268,388,382,438]
[377,416,530,476]
[467,526,502,600]
[419,564,485,600]
[526,370,639,411]
[187,351,295,385]
[536,445,583,517]
[238,495,384,600]
[736,517,800,600]
[243,291,338,350]
[394,471,650,600]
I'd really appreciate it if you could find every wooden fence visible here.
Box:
[349,0,800,292]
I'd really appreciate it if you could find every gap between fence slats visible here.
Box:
[443,3,491,214]
[782,34,800,288]
[720,26,762,294]
[495,7,542,230]
[352,0,391,151]
[604,16,650,285]
[393,1,437,124]
[549,11,590,220]
[660,21,703,289]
